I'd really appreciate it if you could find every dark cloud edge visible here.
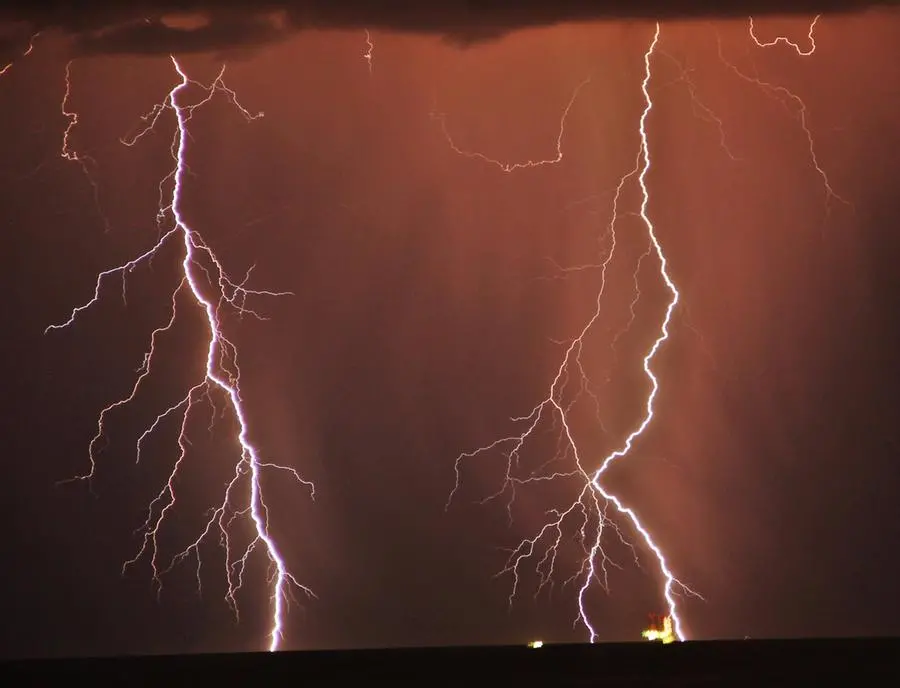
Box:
[2,0,898,57]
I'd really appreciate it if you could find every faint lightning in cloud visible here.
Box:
[717,24,851,216]
[659,50,741,161]
[432,77,591,172]
[363,29,374,74]
[610,243,653,361]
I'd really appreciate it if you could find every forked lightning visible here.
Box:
[46,56,314,652]
[447,15,843,642]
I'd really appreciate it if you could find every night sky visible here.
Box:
[3,2,900,659]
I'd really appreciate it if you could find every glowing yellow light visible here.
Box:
[528,640,544,649]
[642,615,675,644]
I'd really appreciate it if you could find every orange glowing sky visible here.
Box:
[2,7,900,655]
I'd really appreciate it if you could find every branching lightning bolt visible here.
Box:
[446,24,700,643]
[432,77,591,172]
[718,16,850,217]
[585,25,694,642]
[30,8,856,652]
[443,13,855,642]
[660,50,740,162]
[749,14,819,56]
[46,56,314,652]
[60,60,110,231]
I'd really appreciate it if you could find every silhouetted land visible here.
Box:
[4,637,899,686]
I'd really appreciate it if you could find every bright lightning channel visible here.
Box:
[446,23,699,643]
[46,56,314,652]
[585,22,692,643]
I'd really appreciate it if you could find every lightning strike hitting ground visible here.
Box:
[584,24,696,642]
[46,56,314,652]
[446,13,852,643]
[642,614,676,643]
[446,23,699,643]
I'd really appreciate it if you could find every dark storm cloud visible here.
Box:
[1,0,897,57]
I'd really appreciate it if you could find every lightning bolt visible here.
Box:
[719,16,850,217]
[446,23,699,643]
[60,60,110,231]
[446,13,854,643]
[431,76,592,172]
[0,31,39,78]
[46,56,314,652]
[583,23,693,642]
[363,29,375,74]
[610,243,653,361]
[749,14,819,56]
[659,49,740,162]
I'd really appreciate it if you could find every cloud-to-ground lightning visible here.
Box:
[446,14,853,644]
[446,23,700,643]
[46,56,314,652]
[28,7,861,652]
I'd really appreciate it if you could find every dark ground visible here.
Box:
[4,638,899,686]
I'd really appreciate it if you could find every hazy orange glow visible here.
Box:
[643,615,676,643]
[2,6,899,656]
